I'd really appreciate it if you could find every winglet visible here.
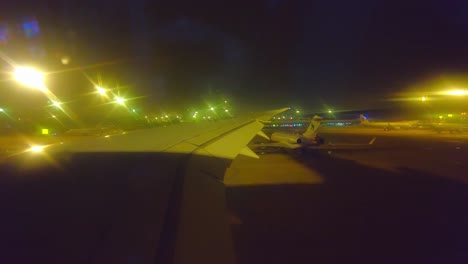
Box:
[369,137,376,145]
[239,146,259,159]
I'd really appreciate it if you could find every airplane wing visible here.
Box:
[0,108,289,264]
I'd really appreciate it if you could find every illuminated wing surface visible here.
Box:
[0,108,288,264]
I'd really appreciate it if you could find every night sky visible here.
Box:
[2,0,468,114]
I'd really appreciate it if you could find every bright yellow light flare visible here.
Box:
[296,110,300,114]
[29,145,45,153]
[442,89,468,96]
[328,110,333,113]
[210,107,215,111]
[421,96,427,102]
[115,97,125,105]
[0,108,4,112]
[448,114,453,117]
[14,67,45,90]
[52,101,61,108]
[225,109,229,112]
[96,86,106,95]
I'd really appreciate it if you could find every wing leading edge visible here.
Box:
[167,108,289,264]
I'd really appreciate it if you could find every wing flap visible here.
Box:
[239,146,260,159]
[198,120,263,160]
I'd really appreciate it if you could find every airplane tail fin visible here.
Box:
[359,114,369,124]
[303,115,322,138]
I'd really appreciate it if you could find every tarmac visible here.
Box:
[227,127,468,264]
[0,127,467,263]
